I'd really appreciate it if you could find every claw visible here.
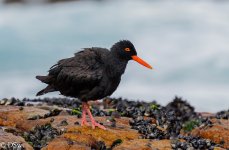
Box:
[91,121,106,130]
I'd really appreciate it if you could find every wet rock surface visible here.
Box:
[0,97,228,150]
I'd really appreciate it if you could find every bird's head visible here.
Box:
[111,40,153,69]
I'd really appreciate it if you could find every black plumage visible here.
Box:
[36,40,152,129]
[37,40,135,99]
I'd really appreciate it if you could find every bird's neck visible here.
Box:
[105,53,128,78]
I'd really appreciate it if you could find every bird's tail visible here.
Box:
[36,75,55,96]
[36,75,52,84]
[36,85,55,96]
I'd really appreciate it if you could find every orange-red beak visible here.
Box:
[131,55,153,69]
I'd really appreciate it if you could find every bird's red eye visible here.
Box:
[125,48,130,51]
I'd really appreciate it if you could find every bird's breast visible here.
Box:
[101,75,121,97]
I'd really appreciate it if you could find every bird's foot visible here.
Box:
[82,101,107,130]
[91,120,106,130]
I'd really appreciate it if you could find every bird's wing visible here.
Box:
[49,48,109,87]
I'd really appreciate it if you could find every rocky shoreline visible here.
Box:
[0,97,228,150]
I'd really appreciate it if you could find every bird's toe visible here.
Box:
[81,119,89,126]
[92,121,106,130]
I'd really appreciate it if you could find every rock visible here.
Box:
[42,138,71,150]
[58,119,69,126]
[43,137,92,150]
[44,109,62,118]
[74,121,79,125]
[191,119,229,149]
[111,111,121,118]
[19,106,24,111]
[0,98,227,150]
[2,127,22,136]
[113,139,172,150]
[199,112,215,118]
[0,98,7,105]
[173,136,216,150]
[14,101,25,106]
[0,106,51,130]
[106,117,116,127]
[215,110,229,119]
[63,133,98,145]
[64,125,139,147]
[68,144,91,150]
[26,103,34,106]
[27,115,42,120]
[4,98,15,105]
[0,129,33,150]
[50,118,55,123]
[0,98,25,106]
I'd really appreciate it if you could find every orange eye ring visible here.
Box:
[125,48,131,51]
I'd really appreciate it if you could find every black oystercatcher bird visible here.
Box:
[36,40,152,130]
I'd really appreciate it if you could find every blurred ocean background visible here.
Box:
[0,0,229,112]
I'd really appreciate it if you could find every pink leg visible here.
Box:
[81,102,89,126]
[84,102,106,130]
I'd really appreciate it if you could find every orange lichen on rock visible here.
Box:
[0,106,51,131]
[42,138,71,150]
[68,144,91,150]
[43,137,92,150]
[0,110,26,127]
[63,133,97,146]
[16,119,51,131]
[0,116,17,127]
[64,126,139,147]
[113,139,172,150]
